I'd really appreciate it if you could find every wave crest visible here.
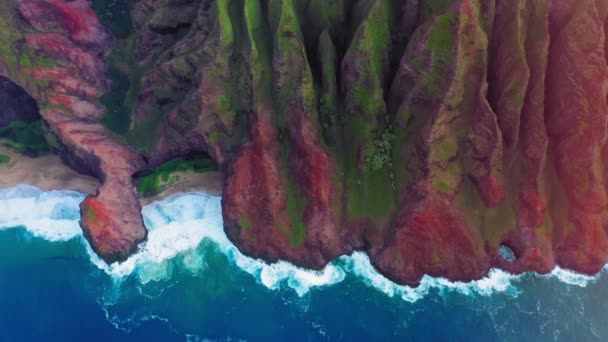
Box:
[0,184,602,301]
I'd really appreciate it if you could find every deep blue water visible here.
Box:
[0,185,607,341]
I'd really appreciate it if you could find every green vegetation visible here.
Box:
[346,163,397,222]
[126,113,164,154]
[316,30,339,146]
[364,129,395,172]
[0,120,50,157]
[100,36,168,155]
[419,0,456,20]
[99,38,141,139]
[108,42,140,106]
[277,138,308,248]
[0,17,59,74]
[136,156,218,196]
[345,0,390,119]
[428,13,457,60]
[245,0,274,106]
[84,204,101,224]
[0,153,10,165]
[432,162,463,195]
[271,0,314,247]
[302,0,343,41]
[283,178,308,247]
[421,13,457,98]
[91,0,135,39]
[338,0,398,224]
[100,66,131,135]
[217,0,235,49]
[239,215,252,230]
[434,137,459,163]
[273,0,318,118]
[453,178,516,246]
[0,17,21,67]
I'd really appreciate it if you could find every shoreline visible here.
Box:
[0,149,603,289]
[0,147,99,194]
[0,175,603,293]
[138,171,223,206]
[0,184,602,300]
[0,147,224,205]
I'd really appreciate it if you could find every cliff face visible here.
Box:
[2,0,608,285]
[0,0,146,262]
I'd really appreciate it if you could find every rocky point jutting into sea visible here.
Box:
[1,0,608,286]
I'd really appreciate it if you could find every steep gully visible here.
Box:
[0,0,608,286]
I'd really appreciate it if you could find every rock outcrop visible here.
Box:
[0,0,146,263]
[2,0,608,285]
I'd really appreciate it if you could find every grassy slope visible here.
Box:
[136,157,218,196]
[0,153,10,165]
[0,121,50,157]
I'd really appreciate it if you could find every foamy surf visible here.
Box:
[0,184,603,302]
[0,185,85,241]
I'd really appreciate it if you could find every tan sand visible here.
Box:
[139,171,224,206]
[0,146,99,193]
[0,146,224,204]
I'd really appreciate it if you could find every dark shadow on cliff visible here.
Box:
[0,75,50,158]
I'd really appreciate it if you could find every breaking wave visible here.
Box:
[0,185,602,302]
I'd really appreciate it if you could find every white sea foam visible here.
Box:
[0,184,604,301]
[547,266,601,287]
[0,185,85,241]
[338,252,523,302]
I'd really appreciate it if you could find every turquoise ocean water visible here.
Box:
[0,185,607,341]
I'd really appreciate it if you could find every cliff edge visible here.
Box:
[1,0,608,286]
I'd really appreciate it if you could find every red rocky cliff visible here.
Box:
[0,0,146,262]
[2,0,608,285]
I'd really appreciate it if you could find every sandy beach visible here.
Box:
[0,146,224,204]
[0,146,100,194]
[139,171,224,206]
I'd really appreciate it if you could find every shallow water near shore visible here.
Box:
[0,185,607,341]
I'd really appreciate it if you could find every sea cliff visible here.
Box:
[1,0,608,286]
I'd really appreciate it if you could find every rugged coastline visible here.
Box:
[0,146,99,194]
[2,0,608,286]
[0,147,223,207]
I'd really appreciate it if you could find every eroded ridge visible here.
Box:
[1,0,146,262]
[2,0,608,284]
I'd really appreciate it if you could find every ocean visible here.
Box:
[0,185,606,341]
